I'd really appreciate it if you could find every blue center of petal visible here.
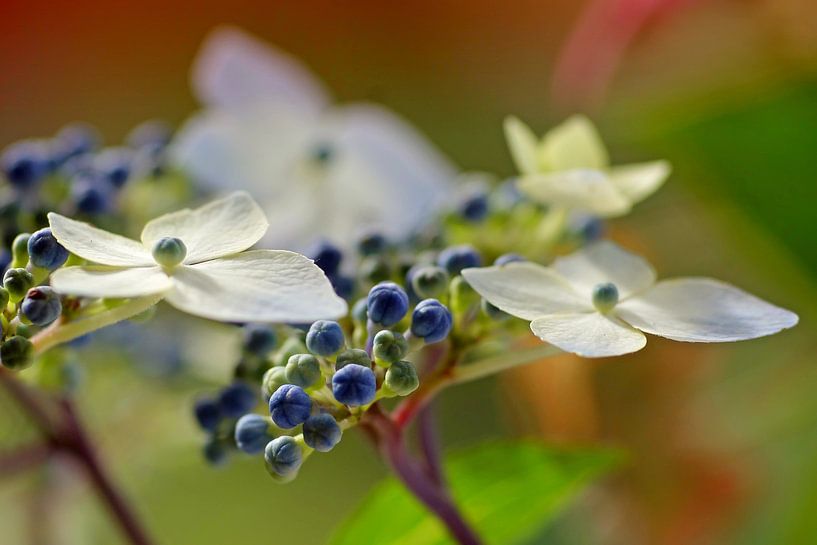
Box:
[592,282,619,313]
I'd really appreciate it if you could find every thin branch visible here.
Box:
[417,404,444,486]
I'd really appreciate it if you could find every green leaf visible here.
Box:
[330,440,622,545]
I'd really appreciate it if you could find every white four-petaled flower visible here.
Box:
[504,115,671,217]
[462,241,798,357]
[48,192,348,323]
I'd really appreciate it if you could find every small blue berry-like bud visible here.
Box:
[308,240,342,277]
[410,265,449,299]
[335,349,371,370]
[367,282,409,327]
[303,413,342,452]
[152,237,187,268]
[494,253,526,266]
[242,324,277,356]
[94,147,133,189]
[356,231,387,256]
[332,364,376,406]
[384,360,420,396]
[1,336,34,370]
[54,123,100,161]
[459,191,489,222]
[329,274,355,300]
[261,367,288,400]
[410,299,453,344]
[592,282,619,313]
[1,141,49,189]
[268,384,312,428]
[21,287,62,326]
[437,245,482,276]
[219,382,257,418]
[193,397,222,432]
[372,330,408,366]
[3,268,34,302]
[264,436,303,478]
[285,354,322,388]
[351,298,368,324]
[570,214,605,243]
[234,414,271,454]
[27,228,69,270]
[203,437,229,466]
[306,320,345,356]
[71,174,113,214]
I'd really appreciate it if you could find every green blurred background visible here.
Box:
[2,0,816,543]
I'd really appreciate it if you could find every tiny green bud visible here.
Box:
[0,287,9,310]
[274,336,308,367]
[261,366,288,400]
[11,233,31,268]
[384,360,419,396]
[3,268,34,302]
[592,282,619,313]
[372,330,408,366]
[152,237,187,268]
[359,256,391,285]
[285,354,322,388]
[1,336,34,370]
[411,266,449,299]
[336,348,371,370]
[449,275,479,316]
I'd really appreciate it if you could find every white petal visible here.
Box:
[503,116,541,176]
[553,241,656,299]
[609,160,671,203]
[141,191,268,264]
[462,263,589,320]
[191,26,329,113]
[48,213,153,267]
[50,266,171,298]
[517,169,631,216]
[617,278,799,342]
[530,313,646,358]
[540,115,609,171]
[165,250,347,323]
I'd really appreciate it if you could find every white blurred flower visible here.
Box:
[48,192,347,323]
[171,27,457,250]
[462,241,798,358]
[504,115,670,217]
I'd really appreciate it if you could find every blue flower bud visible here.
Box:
[306,320,345,356]
[410,265,449,299]
[21,287,62,326]
[357,231,387,256]
[494,253,526,266]
[268,384,312,428]
[0,335,34,370]
[203,437,229,467]
[71,174,113,215]
[54,123,100,162]
[367,282,409,327]
[372,330,408,366]
[437,245,482,276]
[336,349,371,370]
[27,228,69,270]
[285,354,322,388]
[264,436,303,478]
[94,147,134,189]
[1,141,49,189]
[193,397,222,433]
[351,298,368,324]
[329,274,355,300]
[410,299,453,344]
[126,120,172,150]
[219,382,257,418]
[242,324,277,357]
[459,191,489,222]
[3,268,34,302]
[308,240,342,277]
[152,237,187,268]
[592,282,619,313]
[234,414,271,454]
[384,360,420,396]
[303,413,342,452]
[261,367,288,401]
[570,214,605,243]
[332,364,376,406]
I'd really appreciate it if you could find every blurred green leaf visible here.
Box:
[330,441,622,545]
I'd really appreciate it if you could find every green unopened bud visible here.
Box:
[411,266,449,299]
[285,354,322,388]
[592,282,619,314]
[1,336,34,370]
[449,275,479,316]
[336,348,371,370]
[3,268,34,302]
[11,233,31,268]
[261,367,287,400]
[152,237,187,268]
[0,287,9,310]
[384,360,419,396]
[359,256,391,285]
[372,330,408,367]
[274,336,308,367]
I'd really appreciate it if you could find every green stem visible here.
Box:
[449,344,562,385]
[30,294,164,355]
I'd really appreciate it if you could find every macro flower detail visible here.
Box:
[47,191,347,323]
[504,115,671,216]
[462,241,798,357]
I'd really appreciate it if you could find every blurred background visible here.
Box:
[1,0,816,543]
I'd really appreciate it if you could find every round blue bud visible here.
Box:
[592,282,619,313]
[71,174,112,214]
[351,298,368,324]
[410,265,449,299]
[219,382,257,418]
[329,274,355,300]
[1,141,49,189]
[460,192,489,222]
[332,364,376,406]
[27,228,69,270]
[1,336,34,370]
[308,240,342,276]
[305,320,345,356]
[384,360,420,396]
[234,414,271,454]
[268,384,312,429]
[21,287,62,326]
[570,214,605,243]
[285,354,322,388]
[308,142,334,165]
[94,147,134,189]
[372,330,408,366]
[357,231,387,256]
[494,253,526,266]
[193,397,222,433]
[336,349,371,370]
[242,324,277,356]
[367,282,409,327]
[410,299,453,344]
[54,123,99,161]
[437,245,482,276]
[303,413,342,452]
[264,436,302,478]
[152,237,187,268]
[203,437,229,466]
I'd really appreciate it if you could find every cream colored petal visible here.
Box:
[503,116,541,176]
[165,250,347,323]
[50,266,171,298]
[609,160,671,203]
[517,169,631,217]
[48,213,153,267]
[553,241,656,299]
[141,191,268,264]
[540,115,609,171]
[530,313,646,358]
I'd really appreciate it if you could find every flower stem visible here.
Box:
[417,404,444,485]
